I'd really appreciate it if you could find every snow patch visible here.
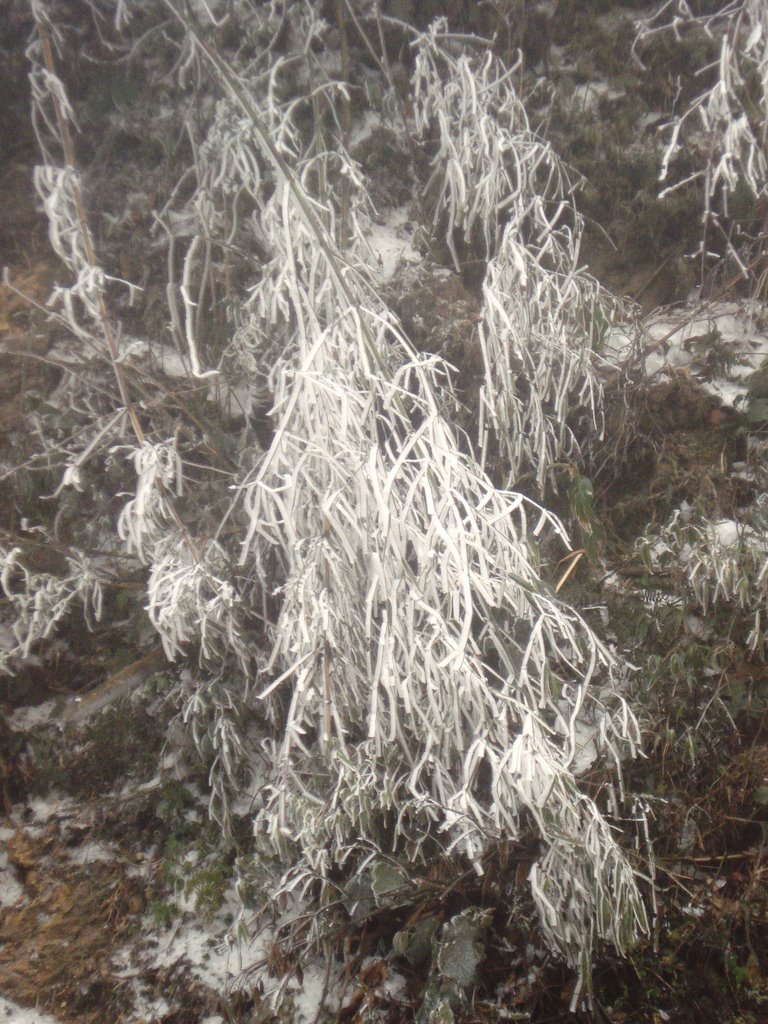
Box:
[0,996,60,1024]
[10,698,61,730]
[608,300,768,407]
[140,906,267,993]
[366,207,419,283]
[67,841,116,865]
[293,962,338,1024]
[23,796,72,823]
[571,81,625,110]
[713,519,743,547]
[350,109,380,148]
[0,848,24,908]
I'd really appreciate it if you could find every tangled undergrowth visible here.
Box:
[2,1,768,1022]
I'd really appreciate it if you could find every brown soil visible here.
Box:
[1,825,146,1021]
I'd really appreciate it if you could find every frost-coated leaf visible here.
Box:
[417,990,455,1024]
[435,908,492,990]
[393,916,441,967]
[370,862,409,904]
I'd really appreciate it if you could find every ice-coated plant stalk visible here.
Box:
[238,197,646,998]
[29,0,144,442]
[637,0,768,272]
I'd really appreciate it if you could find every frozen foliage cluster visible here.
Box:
[18,0,265,823]
[7,0,653,1002]
[27,0,139,378]
[634,3,768,654]
[413,23,621,490]
[204,16,644,986]
[637,0,768,254]
[0,1,128,680]
[639,502,768,653]
[0,545,102,675]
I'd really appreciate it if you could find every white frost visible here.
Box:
[0,996,61,1024]
[609,300,768,408]
[365,206,419,282]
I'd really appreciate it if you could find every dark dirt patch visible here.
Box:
[0,265,62,429]
[0,826,145,1022]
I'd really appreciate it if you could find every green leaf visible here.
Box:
[639,541,655,575]
[568,473,595,523]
